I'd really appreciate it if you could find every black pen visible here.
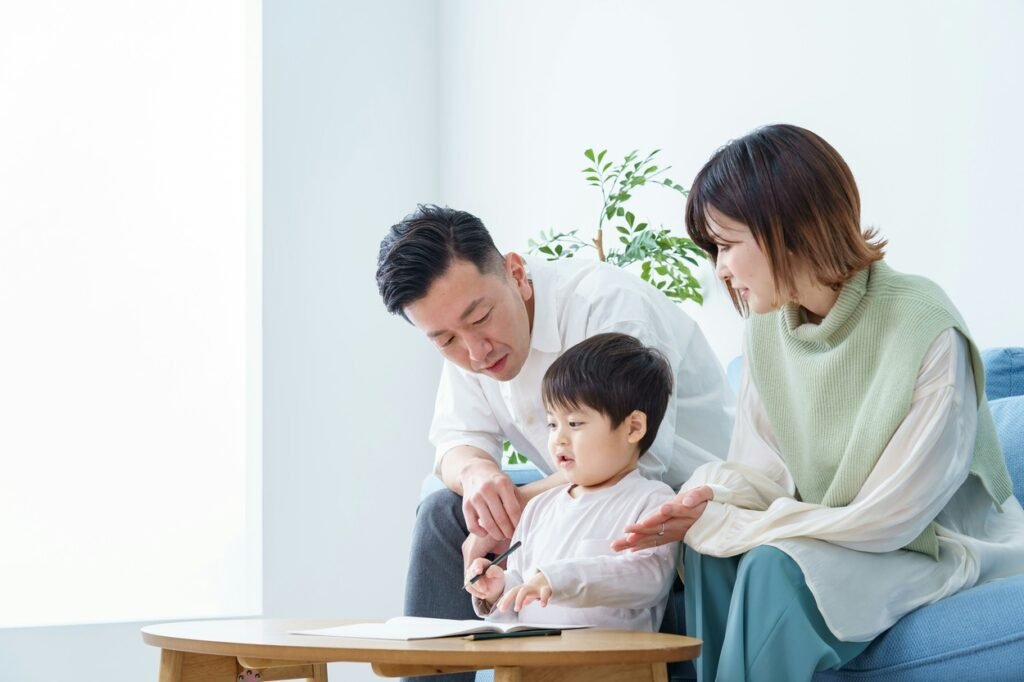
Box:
[465,540,523,586]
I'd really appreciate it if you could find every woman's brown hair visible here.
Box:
[685,124,886,313]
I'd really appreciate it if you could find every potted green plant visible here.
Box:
[504,148,707,465]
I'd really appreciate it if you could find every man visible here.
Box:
[376,205,733,682]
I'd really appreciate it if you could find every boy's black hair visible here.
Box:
[542,333,673,455]
[376,204,505,320]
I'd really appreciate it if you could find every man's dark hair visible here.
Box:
[542,333,673,456]
[376,204,505,320]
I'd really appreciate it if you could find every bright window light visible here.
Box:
[0,0,261,627]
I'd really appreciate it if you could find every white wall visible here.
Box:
[263,1,440,680]
[0,3,438,682]
[0,1,258,679]
[439,0,1024,365]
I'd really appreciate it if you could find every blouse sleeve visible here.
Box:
[683,328,978,556]
[679,332,799,511]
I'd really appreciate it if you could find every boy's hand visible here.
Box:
[497,571,552,613]
[464,557,505,603]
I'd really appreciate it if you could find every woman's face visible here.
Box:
[706,209,780,314]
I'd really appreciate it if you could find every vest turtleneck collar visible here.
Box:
[781,261,886,347]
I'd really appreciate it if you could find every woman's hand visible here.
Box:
[611,486,714,552]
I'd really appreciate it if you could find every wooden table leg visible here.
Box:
[493,662,669,682]
[161,652,328,682]
[159,650,239,682]
[235,657,329,682]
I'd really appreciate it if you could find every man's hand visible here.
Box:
[497,571,552,613]
[462,534,510,574]
[460,461,523,540]
[464,557,506,604]
[611,485,714,552]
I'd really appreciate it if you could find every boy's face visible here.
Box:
[545,403,645,493]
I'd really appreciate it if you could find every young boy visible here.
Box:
[465,332,680,630]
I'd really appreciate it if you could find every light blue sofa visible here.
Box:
[472,348,1024,681]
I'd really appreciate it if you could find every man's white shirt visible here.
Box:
[429,258,734,490]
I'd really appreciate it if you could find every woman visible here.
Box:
[613,124,1024,681]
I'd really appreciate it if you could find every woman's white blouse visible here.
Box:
[682,328,1024,640]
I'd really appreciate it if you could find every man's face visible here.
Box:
[404,255,534,381]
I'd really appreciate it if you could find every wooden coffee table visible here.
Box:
[142,618,701,682]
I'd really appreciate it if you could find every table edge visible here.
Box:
[141,625,701,667]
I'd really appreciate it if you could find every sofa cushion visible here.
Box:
[982,347,1024,401]
[727,355,744,395]
[991,395,1024,503]
[814,573,1024,681]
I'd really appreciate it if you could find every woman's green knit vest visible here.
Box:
[749,261,1012,559]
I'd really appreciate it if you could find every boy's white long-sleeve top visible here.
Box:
[473,469,679,631]
[682,329,1024,640]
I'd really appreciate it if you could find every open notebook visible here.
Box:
[291,616,591,641]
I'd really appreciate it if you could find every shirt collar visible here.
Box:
[525,258,562,354]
